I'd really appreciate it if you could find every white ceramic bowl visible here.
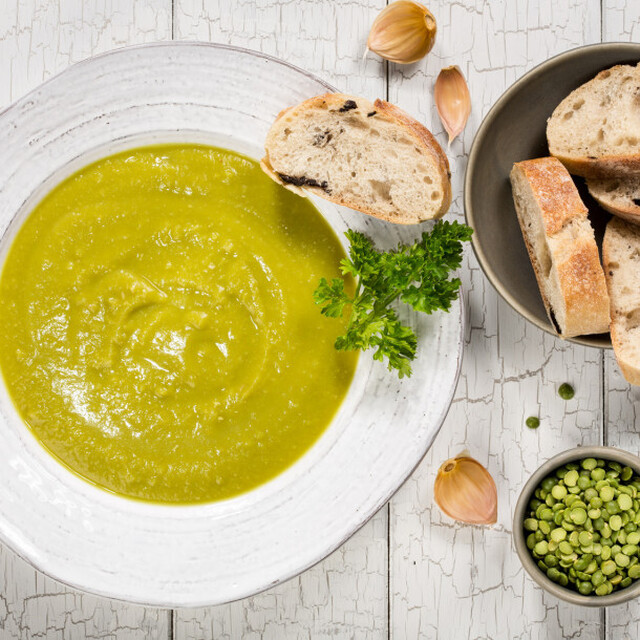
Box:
[0,42,463,607]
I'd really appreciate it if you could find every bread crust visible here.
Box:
[557,237,611,337]
[511,157,610,338]
[261,93,451,224]
[372,99,452,218]
[516,157,589,235]
[603,218,640,386]
[551,154,640,179]
[611,345,640,386]
[587,178,640,225]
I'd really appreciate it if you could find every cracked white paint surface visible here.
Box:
[1,1,639,639]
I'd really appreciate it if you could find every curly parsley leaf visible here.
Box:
[314,220,473,378]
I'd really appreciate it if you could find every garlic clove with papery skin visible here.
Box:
[434,455,497,525]
[366,1,437,65]
[434,65,471,145]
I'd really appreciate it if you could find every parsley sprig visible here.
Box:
[314,220,473,378]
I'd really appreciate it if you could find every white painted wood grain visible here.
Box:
[388,1,605,638]
[603,4,640,638]
[173,515,387,640]
[1,1,637,638]
[173,2,389,637]
[0,2,172,638]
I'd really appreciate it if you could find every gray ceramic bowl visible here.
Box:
[514,446,640,606]
[465,42,640,349]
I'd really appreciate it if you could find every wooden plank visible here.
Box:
[387,1,605,638]
[603,4,640,637]
[174,516,387,640]
[0,2,172,639]
[173,1,389,638]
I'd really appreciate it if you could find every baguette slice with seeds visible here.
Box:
[261,94,451,224]
[547,63,640,178]
[603,217,640,385]
[587,175,640,225]
[510,157,610,338]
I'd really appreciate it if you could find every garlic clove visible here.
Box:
[367,1,437,65]
[434,455,497,525]
[434,65,471,145]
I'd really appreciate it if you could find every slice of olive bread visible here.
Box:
[587,175,640,225]
[261,93,451,224]
[547,63,640,178]
[510,157,610,338]
[603,217,640,386]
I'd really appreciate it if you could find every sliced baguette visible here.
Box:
[587,175,640,225]
[603,217,640,386]
[261,93,451,224]
[509,157,610,338]
[547,63,640,178]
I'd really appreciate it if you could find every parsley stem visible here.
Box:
[380,290,401,309]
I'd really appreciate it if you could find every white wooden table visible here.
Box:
[0,1,639,638]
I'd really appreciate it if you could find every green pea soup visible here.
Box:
[0,144,357,503]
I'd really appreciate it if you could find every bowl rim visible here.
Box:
[513,445,640,606]
[464,41,640,350]
[0,40,467,607]
[0,40,338,119]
